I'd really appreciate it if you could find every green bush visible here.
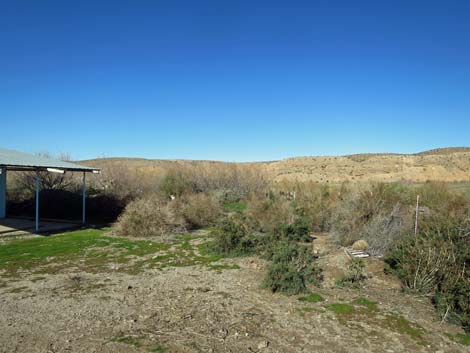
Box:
[208,217,257,256]
[272,218,312,242]
[263,243,322,294]
[386,223,470,332]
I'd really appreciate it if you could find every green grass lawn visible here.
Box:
[0,228,234,277]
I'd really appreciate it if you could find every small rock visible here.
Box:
[257,341,269,349]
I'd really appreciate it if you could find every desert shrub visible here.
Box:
[263,243,322,294]
[417,182,470,232]
[188,163,268,196]
[336,258,367,289]
[330,183,413,252]
[246,195,295,233]
[90,160,160,203]
[291,182,336,232]
[208,216,257,256]
[272,218,312,242]
[114,195,186,238]
[219,188,245,204]
[253,214,314,261]
[386,223,470,331]
[330,185,370,245]
[361,203,413,256]
[161,170,193,198]
[417,182,462,210]
[181,193,223,229]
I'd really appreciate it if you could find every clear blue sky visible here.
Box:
[1,0,469,161]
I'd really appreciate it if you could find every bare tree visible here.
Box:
[14,152,77,195]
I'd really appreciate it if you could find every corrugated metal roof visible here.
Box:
[0,148,98,172]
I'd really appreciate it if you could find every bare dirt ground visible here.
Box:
[0,232,468,353]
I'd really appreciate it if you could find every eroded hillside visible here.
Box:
[267,150,470,183]
[82,148,470,183]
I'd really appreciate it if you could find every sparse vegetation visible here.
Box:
[147,345,168,353]
[386,223,470,332]
[298,292,324,303]
[446,332,470,346]
[206,217,257,257]
[336,258,367,289]
[0,228,232,277]
[4,151,470,336]
[381,314,425,343]
[351,297,378,311]
[112,335,142,348]
[330,183,413,253]
[325,303,355,315]
[181,193,223,229]
[110,174,469,334]
[272,218,312,242]
[262,243,322,294]
[223,201,247,212]
[114,195,187,238]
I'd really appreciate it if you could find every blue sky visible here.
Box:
[1,0,469,161]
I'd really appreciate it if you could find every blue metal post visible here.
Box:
[35,170,39,232]
[0,167,6,219]
[82,172,86,224]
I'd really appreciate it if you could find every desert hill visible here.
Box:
[82,147,470,183]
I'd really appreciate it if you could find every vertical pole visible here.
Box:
[35,170,39,232]
[82,172,86,224]
[414,194,420,235]
[0,168,6,219]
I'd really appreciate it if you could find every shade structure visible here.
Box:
[0,147,100,232]
[0,147,96,172]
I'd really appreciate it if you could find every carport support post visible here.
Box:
[82,172,86,224]
[35,170,39,232]
[0,167,6,219]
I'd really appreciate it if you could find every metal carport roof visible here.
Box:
[0,147,100,232]
[0,147,98,172]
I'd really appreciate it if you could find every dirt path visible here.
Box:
[0,233,467,353]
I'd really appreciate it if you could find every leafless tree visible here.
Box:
[14,152,77,195]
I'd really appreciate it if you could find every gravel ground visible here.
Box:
[0,234,468,353]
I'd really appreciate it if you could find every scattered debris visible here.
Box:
[346,248,370,258]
